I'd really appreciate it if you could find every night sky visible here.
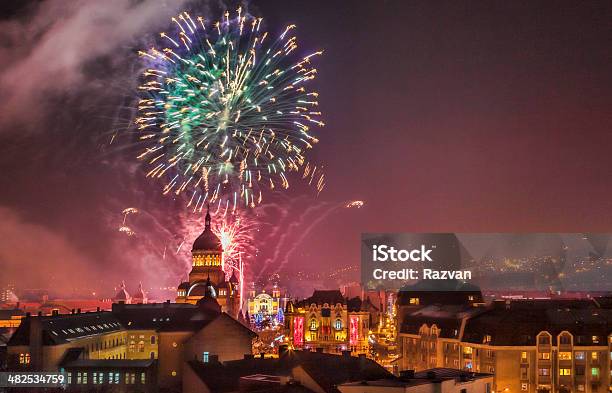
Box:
[1,1,611,297]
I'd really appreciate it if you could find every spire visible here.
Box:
[205,203,211,230]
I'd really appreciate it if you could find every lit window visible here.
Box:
[521,383,528,391]
[592,336,599,344]
[463,346,473,355]
[559,368,571,376]
[18,353,30,365]
[521,351,527,361]
[92,372,98,384]
[203,352,209,363]
[559,352,572,360]
[409,297,420,305]
[591,367,599,377]
[591,352,598,360]
[334,319,342,330]
[141,373,146,384]
[77,372,82,384]
[171,371,177,377]
[538,368,549,376]
[114,373,119,384]
[577,385,585,391]
[82,372,88,384]
[107,372,113,384]
[538,352,550,360]
[309,319,317,331]
[67,372,72,384]
[575,351,585,360]
[138,341,145,352]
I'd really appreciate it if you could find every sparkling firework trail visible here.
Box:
[135,8,326,210]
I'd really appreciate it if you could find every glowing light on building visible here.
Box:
[293,316,304,347]
[349,316,359,345]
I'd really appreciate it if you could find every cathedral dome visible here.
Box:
[114,281,130,302]
[192,207,223,252]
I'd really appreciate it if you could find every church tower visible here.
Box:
[176,206,241,317]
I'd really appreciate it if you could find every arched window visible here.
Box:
[309,319,317,331]
[138,341,145,352]
[334,319,342,330]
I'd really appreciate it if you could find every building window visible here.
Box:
[577,385,585,391]
[559,368,571,376]
[575,351,585,360]
[171,371,177,377]
[114,373,119,384]
[463,346,473,355]
[150,336,156,344]
[82,372,88,384]
[150,352,155,359]
[107,372,113,384]
[309,319,317,331]
[521,351,528,362]
[67,372,72,384]
[591,352,598,360]
[591,367,599,377]
[18,353,30,365]
[140,373,146,384]
[592,336,599,344]
[521,383,528,391]
[334,319,342,330]
[203,352,209,363]
[409,297,420,305]
[538,352,550,360]
[93,372,98,384]
[538,368,550,376]
[559,352,572,360]
[138,341,145,352]
[538,336,550,345]
[77,372,82,384]
[484,334,491,343]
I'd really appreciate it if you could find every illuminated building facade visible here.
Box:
[175,208,241,318]
[246,283,288,329]
[284,290,374,355]
[397,298,612,393]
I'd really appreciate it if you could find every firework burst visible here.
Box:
[135,7,325,210]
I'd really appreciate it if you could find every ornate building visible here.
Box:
[284,290,375,355]
[246,283,288,329]
[175,208,241,318]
